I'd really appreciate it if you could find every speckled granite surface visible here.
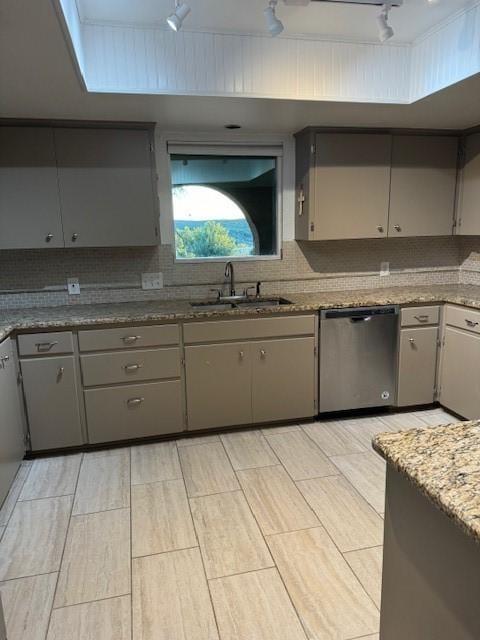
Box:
[2,283,480,342]
[374,421,480,542]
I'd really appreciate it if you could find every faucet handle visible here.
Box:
[209,288,223,301]
[256,281,262,297]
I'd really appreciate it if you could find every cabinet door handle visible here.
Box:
[239,350,244,360]
[409,338,415,344]
[465,319,479,328]
[394,224,402,232]
[260,349,266,358]
[122,335,141,344]
[57,366,65,382]
[377,226,384,233]
[127,397,145,407]
[124,363,143,372]
[45,233,53,243]
[414,315,429,323]
[71,233,78,242]
[36,341,58,352]
[0,354,9,369]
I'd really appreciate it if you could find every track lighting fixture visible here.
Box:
[376,3,394,43]
[264,0,284,37]
[166,1,191,32]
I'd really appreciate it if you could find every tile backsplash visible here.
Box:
[0,237,479,309]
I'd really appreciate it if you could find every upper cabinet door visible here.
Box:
[55,128,158,247]
[0,127,64,249]
[457,133,480,236]
[312,133,391,240]
[389,135,458,238]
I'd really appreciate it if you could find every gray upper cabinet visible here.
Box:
[55,128,158,247]
[389,135,458,237]
[295,131,392,240]
[0,127,64,249]
[457,133,480,235]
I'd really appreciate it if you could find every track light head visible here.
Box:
[167,1,191,32]
[264,1,284,37]
[376,4,394,43]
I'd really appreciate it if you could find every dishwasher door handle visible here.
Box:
[350,316,372,323]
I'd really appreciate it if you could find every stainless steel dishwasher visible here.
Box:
[320,305,399,413]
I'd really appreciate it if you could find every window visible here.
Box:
[169,147,280,260]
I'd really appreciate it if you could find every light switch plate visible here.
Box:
[380,262,390,277]
[67,278,80,295]
[142,272,164,290]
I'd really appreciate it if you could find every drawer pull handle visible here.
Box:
[127,397,145,407]
[36,341,59,352]
[465,319,479,327]
[239,351,244,360]
[123,335,141,343]
[409,338,416,345]
[260,349,266,358]
[57,366,65,382]
[414,315,429,322]
[124,363,143,372]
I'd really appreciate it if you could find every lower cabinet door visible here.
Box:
[397,326,438,407]
[185,342,252,430]
[21,355,84,450]
[252,337,316,423]
[440,327,480,419]
[85,380,183,443]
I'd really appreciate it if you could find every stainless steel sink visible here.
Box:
[190,296,292,310]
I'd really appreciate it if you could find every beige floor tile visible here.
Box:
[261,424,300,435]
[377,412,429,432]
[297,475,384,552]
[267,527,379,640]
[190,491,273,579]
[343,417,391,450]
[0,495,72,580]
[131,441,181,485]
[220,430,278,470]
[237,465,319,535]
[0,572,57,640]
[411,408,456,428]
[302,419,367,457]
[331,451,386,514]
[47,595,131,640]
[209,568,306,640]
[344,546,383,609]
[54,508,130,608]
[73,450,129,515]
[0,462,32,526]
[177,434,221,447]
[265,431,337,480]
[132,548,219,640]
[179,442,239,498]
[132,479,197,557]
[19,455,82,501]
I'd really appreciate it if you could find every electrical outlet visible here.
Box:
[142,272,164,290]
[67,278,80,295]
[380,262,390,277]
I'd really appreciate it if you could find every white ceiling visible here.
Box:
[76,0,473,43]
[1,0,480,131]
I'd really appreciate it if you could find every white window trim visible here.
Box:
[157,132,289,263]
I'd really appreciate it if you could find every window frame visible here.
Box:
[167,142,283,263]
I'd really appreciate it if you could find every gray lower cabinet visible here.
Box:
[252,337,316,423]
[185,342,252,430]
[440,326,480,419]
[20,355,84,450]
[84,380,183,443]
[0,339,25,506]
[0,127,64,249]
[397,326,438,407]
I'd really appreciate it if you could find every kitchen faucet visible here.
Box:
[224,261,235,297]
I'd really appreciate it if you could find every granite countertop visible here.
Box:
[2,283,480,342]
[374,421,480,542]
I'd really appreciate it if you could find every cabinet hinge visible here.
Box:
[17,370,23,383]
[314,346,318,356]
[310,144,316,156]
[155,226,159,238]
[310,222,315,232]
[149,142,154,153]
[437,338,442,348]
[181,358,185,366]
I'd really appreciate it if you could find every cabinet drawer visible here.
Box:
[81,347,181,387]
[444,305,480,334]
[18,331,74,356]
[400,306,440,327]
[184,315,316,344]
[78,324,179,352]
[85,380,183,443]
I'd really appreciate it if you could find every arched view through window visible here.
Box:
[170,154,278,260]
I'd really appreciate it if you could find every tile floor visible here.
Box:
[0,407,456,640]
